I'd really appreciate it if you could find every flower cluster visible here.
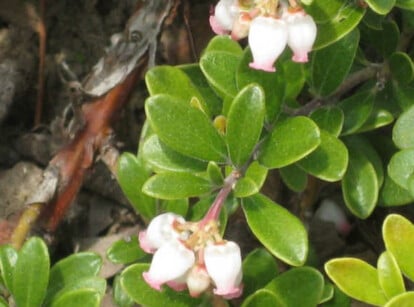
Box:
[210,0,317,72]
[139,213,243,298]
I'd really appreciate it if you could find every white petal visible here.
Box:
[315,199,351,235]
[139,213,185,252]
[285,12,317,63]
[204,241,243,298]
[186,265,211,297]
[143,241,195,291]
[213,0,238,33]
[248,17,288,72]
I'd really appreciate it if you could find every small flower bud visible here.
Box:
[210,0,238,35]
[248,16,288,72]
[284,11,317,63]
[315,199,351,236]
[186,265,211,297]
[139,213,185,253]
[204,241,243,299]
[143,241,195,291]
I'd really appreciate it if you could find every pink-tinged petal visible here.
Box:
[139,213,185,252]
[210,0,239,34]
[204,241,243,298]
[284,12,317,63]
[186,265,211,297]
[166,280,187,291]
[315,199,351,236]
[143,241,195,290]
[210,15,229,35]
[248,17,288,72]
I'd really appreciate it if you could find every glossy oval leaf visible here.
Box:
[342,151,378,218]
[383,214,414,281]
[380,174,414,206]
[389,52,414,85]
[146,94,227,162]
[304,0,347,23]
[393,104,414,149]
[13,237,50,307]
[160,199,189,218]
[50,289,101,307]
[113,275,134,307]
[117,153,156,220]
[385,292,414,307]
[266,267,324,307]
[207,161,224,186]
[203,35,243,55]
[298,131,348,182]
[377,251,405,299]
[120,263,201,307]
[388,149,414,190]
[242,248,279,297]
[234,162,268,198]
[145,66,209,114]
[310,29,360,96]
[339,90,375,135]
[142,135,207,173]
[325,258,387,306]
[259,116,321,169]
[227,84,265,167]
[107,236,146,265]
[242,194,308,266]
[279,164,308,192]
[365,0,396,14]
[45,252,102,304]
[396,0,414,10]
[0,244,17,292]
[242,289,283,307]
[357,108,394,133]
[143,172,212,200]
[200,51,241,98]
[361,20,399,58]
[310,106,344,137]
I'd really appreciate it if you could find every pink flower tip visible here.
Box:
[142,272,163,291]
[214,284,244,299]
[139,231,156,254]
[209,15,229,35]
[292,53,309,63]
[249,62,276,72]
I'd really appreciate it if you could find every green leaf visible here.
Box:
[389,52,414,85]
[319,283,334,304]
[207,162,224,186]
[304,0,347,23]
[120,263,201,307]
[106,236,146,265]
[365,0,396,14]
[145,66,209,114]
[357,108,394,133]
[342,150,378,218]
[380,174,414,206]
[242,248,279,297]
[0,244,17,292]
[179,64,222,116]
[259,116,321,169]
[279,164,308,192]
[383,214,414,281]
[310,29,360,96]
[393,104,414,149]
[377,251,405,299]
[45,252,102,305]
[360,20,400,58]
[310,107,344,137]
[161,199,189,217]
[203,35,243,55]
[46,277,106,307]
[143,172,212,200]
[242,289,283,307]
[227,84,265,166]
[242,194,308,266]
[320,286,351,307]
[234,162,268,198]
[142,135,207,173]
[117,153,156,220]
[298,131,348,182]
[265,267,324,307]
[13,237,50,307]
[113,275,134,307]
[50,289,101,307]
[385,292,414,307]
[146,94,227,162]
[325,258,387,306]
[236,49,284,122]
[200,51,241,98]
[339,90,375,135]
[393,81,414,111]
[388,149,414,190]
[396,0,414,10]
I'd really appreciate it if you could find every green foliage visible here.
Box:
[0,238,105,306]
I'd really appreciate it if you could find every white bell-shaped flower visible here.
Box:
[139,213,185,253]
[284,11,317,63]
[204,241,243,299]
[248,16,288,72]
[143,241,195,291]
[186,265,211,297]
[210,0,239,35]
[315,199,351,236]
